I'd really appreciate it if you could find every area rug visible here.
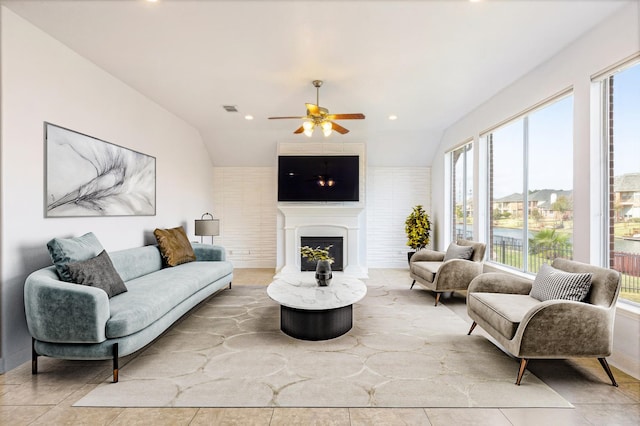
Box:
[74,281,572,408]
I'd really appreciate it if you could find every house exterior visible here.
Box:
[614,173,640,220]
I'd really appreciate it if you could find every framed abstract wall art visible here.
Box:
[45,122,156,217]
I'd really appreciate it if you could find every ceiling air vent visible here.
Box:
[223,105,238,112]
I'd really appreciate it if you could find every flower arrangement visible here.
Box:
[300,245,334,264]
[405,205,431,250]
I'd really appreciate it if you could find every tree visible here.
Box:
[551,195,572,223]
[405,205,431,250]
[528,229,571,260]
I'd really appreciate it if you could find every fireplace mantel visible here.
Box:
[277,204,368,278]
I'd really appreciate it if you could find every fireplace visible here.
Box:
[277,205,368,278]
[300,236,344,271]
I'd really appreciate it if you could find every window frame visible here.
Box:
[482,90,574,274]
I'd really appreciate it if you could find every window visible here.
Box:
[603,61,640,304]
[451,142,473,241]
[486,94,574,273]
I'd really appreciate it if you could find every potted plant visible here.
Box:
[405,205,431,263]
[300,245,334,286]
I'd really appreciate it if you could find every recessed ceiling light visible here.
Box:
[389,115,398,120]
[245,115,254,120]
[146,0,159,3]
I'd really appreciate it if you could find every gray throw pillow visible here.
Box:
[67,250,127,298]
[443,243,474,262]
[530,263,592,302]
[47,232,104,282]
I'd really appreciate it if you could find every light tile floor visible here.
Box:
[1,268,638,425]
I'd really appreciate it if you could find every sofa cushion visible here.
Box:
[468,293,540,340]
[47,232,104,282]
[443,242,474,262]
[106,260,233,338]
[109,245,163,282]
[154,226,196,266]
[530,263,592,302]
[410,261,441,283]
[67,250,128,298]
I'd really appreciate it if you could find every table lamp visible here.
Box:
[195,212,220,244]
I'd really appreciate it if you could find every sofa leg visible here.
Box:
[598,358,618,387]
[434,293,441,306]
[112,343,119,383]
[32,338,38,375]
[516,358,529,385]
[467,321,477,335]
[410,280,415,290]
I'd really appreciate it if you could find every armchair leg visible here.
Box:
[434,292,441,306]
[598,358,618,387]
[410,280,415,290]
[516,358,529,385]
[467,321,477,335]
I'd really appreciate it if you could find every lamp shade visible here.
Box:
[195,212,220,237]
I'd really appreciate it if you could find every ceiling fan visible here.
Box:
[269,80,365,136]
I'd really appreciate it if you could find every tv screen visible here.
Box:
[278,155,359,202]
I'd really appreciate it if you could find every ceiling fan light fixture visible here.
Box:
[321,121,332,137]
[303,121,314,131]
[303,128,313,137]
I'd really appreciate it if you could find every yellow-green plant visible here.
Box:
[300,245,334,263]
[405,205,431,250]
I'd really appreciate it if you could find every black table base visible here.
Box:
[280,305,353,341]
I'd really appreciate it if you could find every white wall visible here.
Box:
[366,167,431,268]
[431,2,640,378]
[211,163,431,271]
[211,167,277,268]
[0,7,215,372]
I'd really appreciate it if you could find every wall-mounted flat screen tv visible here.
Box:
[278,155,359,202]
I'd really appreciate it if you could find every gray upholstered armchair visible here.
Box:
[467,258,622,386]
[409,239,486,306]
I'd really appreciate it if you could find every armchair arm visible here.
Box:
[192,243,226,261]
[468,272,532,295]
[433,259,484,291]
[24,268,109,343]
[517,300,613,357]
[410,249,445,263]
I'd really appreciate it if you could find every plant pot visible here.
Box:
[315,259,333,286]
[408,251,416,265]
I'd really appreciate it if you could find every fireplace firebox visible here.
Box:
[300,236,344,271]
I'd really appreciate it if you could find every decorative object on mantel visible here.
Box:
[45,122,156,217]
[405,205,431,264]
[300,245,334,286]
[194,212,220,244]
[269,80,365,137]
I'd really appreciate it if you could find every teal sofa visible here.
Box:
[24,243,233,382]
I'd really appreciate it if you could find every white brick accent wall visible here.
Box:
[212,165,430,269]
[212,167,277,268]
[366,167,431,268]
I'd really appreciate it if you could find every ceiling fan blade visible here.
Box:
[326,113,365,120]
[330,121,349,134]
[293,126,304,134]
[306,103,320,116]
[268,116,308,120]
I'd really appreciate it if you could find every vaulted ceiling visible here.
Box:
[1,0,630,166]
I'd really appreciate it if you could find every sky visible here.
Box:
[489,62,639,199]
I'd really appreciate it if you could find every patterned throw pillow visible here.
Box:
[443,242,475,262]
[530,263,592,302]
[67,250,128,298]
[154,226,196,266]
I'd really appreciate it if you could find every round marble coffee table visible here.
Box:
[267,274,367,341]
